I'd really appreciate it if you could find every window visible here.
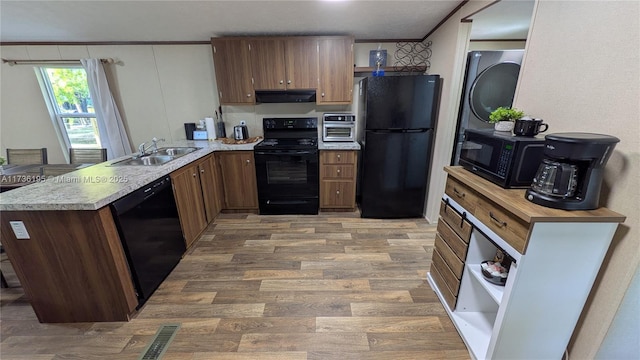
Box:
[38,67,101,149]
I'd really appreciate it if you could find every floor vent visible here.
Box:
[138,323,181,360]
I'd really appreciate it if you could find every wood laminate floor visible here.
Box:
[0,212,469,359]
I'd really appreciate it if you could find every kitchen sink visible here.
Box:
[154,147,198,156]
[111,155,175,166]
[110,147,199,166]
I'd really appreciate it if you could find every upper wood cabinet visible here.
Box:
[317,36,354,105]
[249,37,318,90]
[284,37,319,90]
[211,38,255,105]
[211,36,353,104]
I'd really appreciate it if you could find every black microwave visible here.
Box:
[459,129,545,188]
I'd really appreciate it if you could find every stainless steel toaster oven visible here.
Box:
[322,113,356,142]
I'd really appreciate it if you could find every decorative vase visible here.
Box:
[494,121,514,132]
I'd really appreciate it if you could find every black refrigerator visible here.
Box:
[357,75,441,218]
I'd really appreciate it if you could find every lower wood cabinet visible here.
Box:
[0,207,138,323]
[319,150,357,210]
[198,154,223,221]
[216,151,259,210]
[171,154,221,248]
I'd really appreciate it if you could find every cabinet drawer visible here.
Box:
[475,198,530,254]
[320,150,356,164]
[432,249,461,294]
[439,199,472,242]
[434,233,464,279]
[321,164,355,179]
[436,219,469,263]
[429,264,457,311]
[320,181,356,208]
[445,176,479,214]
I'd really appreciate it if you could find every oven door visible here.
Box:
[254,149,319,214]
[323,122,355,142]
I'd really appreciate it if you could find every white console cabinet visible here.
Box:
[428,167,625,359]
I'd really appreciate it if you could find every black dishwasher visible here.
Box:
[110,176,185,307]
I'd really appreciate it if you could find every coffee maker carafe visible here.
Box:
[525,133,619,210]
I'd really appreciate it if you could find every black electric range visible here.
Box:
[253,117,319,215]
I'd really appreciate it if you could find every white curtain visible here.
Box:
[81,59,131,159]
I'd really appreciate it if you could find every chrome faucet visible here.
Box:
[138,137,165,156]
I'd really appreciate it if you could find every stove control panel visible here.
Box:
[263,117,318,130]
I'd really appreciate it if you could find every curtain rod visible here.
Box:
[1,58,118,66]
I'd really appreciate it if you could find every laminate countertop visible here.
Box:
[0,140,258,211]
[318,140,360,150]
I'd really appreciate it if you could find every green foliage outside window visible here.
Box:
[45,68,93,114]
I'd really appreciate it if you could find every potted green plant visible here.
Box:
[489,107,525,132]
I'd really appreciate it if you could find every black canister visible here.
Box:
[184,123,196,140]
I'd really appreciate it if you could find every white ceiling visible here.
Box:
[0,0,533,43]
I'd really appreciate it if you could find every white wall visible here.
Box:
[0,44,355,162]
[0,44,219,163]
[423,0,493,223]
[514,1,639,357]
[468,40,526,51]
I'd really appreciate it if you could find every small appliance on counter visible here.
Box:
[234,122,249,140]
[193,130,208,140]
[322,113,356,142]
[459,128,545,188]
[525,132,620,210]
[184,123,196,140]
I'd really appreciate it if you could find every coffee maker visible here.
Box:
[525,132,619,210]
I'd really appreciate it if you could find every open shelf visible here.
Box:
[428,272,493,359]
[450,310,495,358]
[468,263,505,305]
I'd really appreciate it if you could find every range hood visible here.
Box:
[255,90,316,103]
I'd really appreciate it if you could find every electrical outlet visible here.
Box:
[9,221,30,239]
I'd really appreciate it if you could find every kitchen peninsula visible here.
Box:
[0,138,360,323]
[0,140,257,323]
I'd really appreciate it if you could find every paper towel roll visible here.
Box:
[204,117,216,141]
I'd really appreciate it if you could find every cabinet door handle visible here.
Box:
[321,92,325,97]
[279,80,284,84]
[489,211,507,228]
[287,80,292,84]
[200,168,205,174]
[247,93,252,97]
[246,159,251,164]
[192,173,197,178]
[336,190,340,195]
[453,187,465,198]
[337,169,341,173]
